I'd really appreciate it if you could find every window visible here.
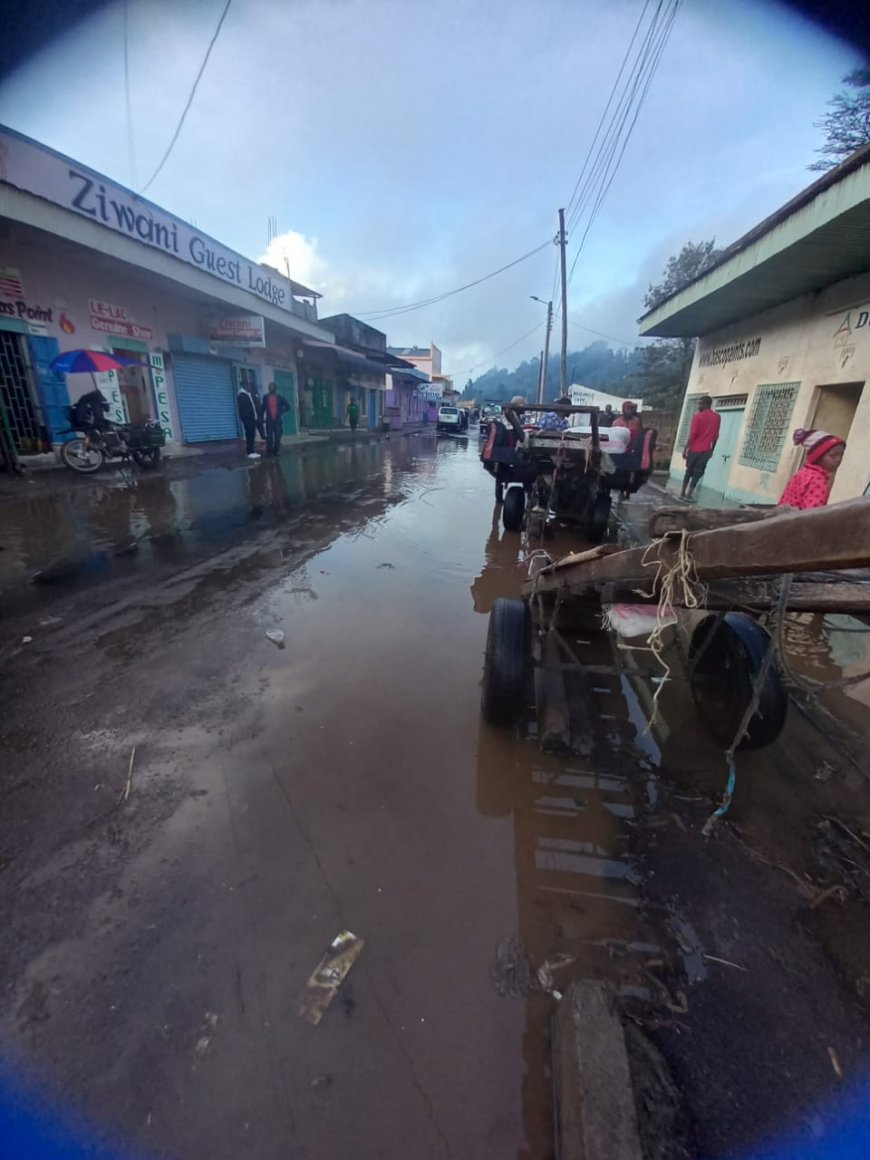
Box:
[739,383,800,472]
[715,393,748,410]
[675,394,703,451]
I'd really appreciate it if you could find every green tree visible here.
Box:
[637,239,721,410]
[810,67,870,172]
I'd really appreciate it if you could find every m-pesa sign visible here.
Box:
[0,126,300,315]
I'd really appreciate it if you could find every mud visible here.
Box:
[1,437,869,1159]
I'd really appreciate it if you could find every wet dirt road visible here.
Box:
[0,436,652,1160]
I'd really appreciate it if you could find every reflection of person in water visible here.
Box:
[469,506,525,614]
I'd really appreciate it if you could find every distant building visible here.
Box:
[387,342,454,420]
[639,146,870,504]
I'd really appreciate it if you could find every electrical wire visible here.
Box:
[450,320,546,381]
[567,318,638,347]
[355,240,553,322]
[123,0,137,187]
[566,0,680,287]
[141,0,233,195]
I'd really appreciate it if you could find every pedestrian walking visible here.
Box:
[347,397,360,433]
[237,382,262,459]
[263,382,291,456]
[680,395,721,502]
[778,429,846,510]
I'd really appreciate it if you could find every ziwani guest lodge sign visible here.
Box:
[0,125,298,315]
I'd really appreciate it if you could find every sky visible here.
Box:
[0,0,862,380]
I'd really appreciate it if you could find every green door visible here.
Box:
[703,408,744,496]
[311,378,334,428]
[274,371,298,435]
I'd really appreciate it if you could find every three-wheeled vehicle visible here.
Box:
[480,401,656,543]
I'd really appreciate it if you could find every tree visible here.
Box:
[637,239,721,410]
[810,68,870,172]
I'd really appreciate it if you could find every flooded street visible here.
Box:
[3,436,870,1160]
[0,436,655,1160]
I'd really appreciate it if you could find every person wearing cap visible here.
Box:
[778,429,847,510]
[539,394,571,432]
[612,400,641,450]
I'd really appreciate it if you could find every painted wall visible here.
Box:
[0,230,304,442]
[670,269,870,503]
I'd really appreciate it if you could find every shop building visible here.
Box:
[639,146,870,505]
[0,124,334,453]
[387,342,453,423]
[316,314,419,430]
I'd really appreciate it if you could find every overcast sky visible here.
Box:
[0,0,861,378]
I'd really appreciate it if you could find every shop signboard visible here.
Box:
[208,314,265,347]
[0,126,308,318]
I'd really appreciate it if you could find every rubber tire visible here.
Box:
[131,447,161,469]
[495,479,504,504]
[481,598,531,726]
[502,486,525,532]
[689,613,788,751]
[585,490,612,544]
[61,439,105,474]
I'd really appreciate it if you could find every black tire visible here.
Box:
[61,438,104,474]
[689,613,788,751]
[585,490,612,544]
[502,486,525,532]
[482,598,530,726]
[131,447,161,469]
[495,479,504,504]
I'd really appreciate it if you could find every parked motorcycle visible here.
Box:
[61,418,166,474]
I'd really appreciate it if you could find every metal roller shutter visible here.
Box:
[172,354,237,443]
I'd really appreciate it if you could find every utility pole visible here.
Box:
[558,207,568,397]
[532,296,553,404]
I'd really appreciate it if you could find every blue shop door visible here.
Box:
[368,390,378,429]
[27,335,73,445]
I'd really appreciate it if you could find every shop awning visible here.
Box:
[303,339,391,376]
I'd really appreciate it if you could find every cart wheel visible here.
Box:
[481,598,530,726]
[585,491,612,544]
[502,486,525,532]
[689,613,787,751]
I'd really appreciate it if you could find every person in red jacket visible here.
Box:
[778,429,846,510]
[680,395,721,502]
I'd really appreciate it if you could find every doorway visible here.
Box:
[701,406,745,496]
[274,370,297,435]
[811,381,862,442]
[0,330,42,451]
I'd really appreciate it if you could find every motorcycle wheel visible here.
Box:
[61,439,105,473]
[131,447,161,469]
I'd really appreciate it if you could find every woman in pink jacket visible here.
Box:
[778,428,846,510]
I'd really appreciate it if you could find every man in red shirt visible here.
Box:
[680,395,721,502]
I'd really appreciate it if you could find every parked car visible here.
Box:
[437,405,464,433]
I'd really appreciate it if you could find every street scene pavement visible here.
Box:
[2,435,869,1159]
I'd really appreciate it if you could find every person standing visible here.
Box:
[600,404,614,428]
[347,397,360,433]
[263,381,290,457]
[237,381,262,459]
[680,395,721,502]
[612,400,642,449]
[778,429,846,510]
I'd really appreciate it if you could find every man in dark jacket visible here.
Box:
[263,381,291,456]
[237,383,262,459]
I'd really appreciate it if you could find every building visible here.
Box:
[569,385,643,412]
[0,124,335,452]
[640,146,870,504]
[316,314,422,430]
[387,342,453,423]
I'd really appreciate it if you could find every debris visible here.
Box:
[809,883,848,910]
[703,954,747,972]
[21,636,32,644]
[310,1075,333,1089]
[265,629,285,648]
[298,930,364,1025]
[39,616,62,627]
[828,1045,844,1080]
[377,562,396,569]
[491,934,534,998]
[120,746,136,803]
[815,759,836,782]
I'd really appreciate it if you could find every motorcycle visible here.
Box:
[60,416,167,474]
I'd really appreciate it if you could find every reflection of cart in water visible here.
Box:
[480,402,656,543]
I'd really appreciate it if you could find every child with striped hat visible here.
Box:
[778,429,846,510]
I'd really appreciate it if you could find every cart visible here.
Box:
[480,402,656,543]
[479,499,870,759]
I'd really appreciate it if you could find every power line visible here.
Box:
[567,318,639,347]
[453,321,546,381]
[123,0,137,187]
[141,0,233,195]
[356,240,552,322]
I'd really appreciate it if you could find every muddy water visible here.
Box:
[1,435,659,1159]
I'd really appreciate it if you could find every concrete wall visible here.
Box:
[0,228,306,443]
[670,269,870,503]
